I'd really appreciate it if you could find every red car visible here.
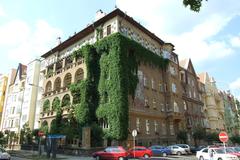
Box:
[92,146,128,160]
[225,147,240,157]
[128,146,152,158]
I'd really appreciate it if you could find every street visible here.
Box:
[10,155,198,160]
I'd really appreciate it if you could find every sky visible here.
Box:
[0,0,240,98]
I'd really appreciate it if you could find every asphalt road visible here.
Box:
[11,155,198,160]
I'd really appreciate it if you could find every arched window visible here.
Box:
[62,94,71,107]
[52,97,60,111]
[41,121,48,134]
[54,77,61,92]
[43,99,50,112]
[45,81,52,92]
[64,73,72,87]
[75,68,84,83]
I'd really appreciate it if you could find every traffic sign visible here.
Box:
[219,131,228,143]
[132,129,137,137]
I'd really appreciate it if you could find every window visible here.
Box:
[180,72,185,81]
[162,122,167,135]
[174,101,179,112]
[193,91,196,98]
[183,101,187,110]
[144,98,149,107]
[136,118,140,131]
[151,79,155,89]
[12,107,15,114]
[154,120,158,132]
[107,25,111,35]
[161,103,165,112]
[170,122,174,135]
[144,76,147,87]
[10,120,14,127]
[172,83,177,93]
[169,66,176,75]
[146,120,150,134]
[153,98,156,109]
[159,83,164,92]
[189,90,192,98]
[164,83,168,92]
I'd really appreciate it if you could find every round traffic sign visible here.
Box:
[219,131,228,143]
[132,129,137,137]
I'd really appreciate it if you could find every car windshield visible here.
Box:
[226,148,235,153]
[234,147,240,152]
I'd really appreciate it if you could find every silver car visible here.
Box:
[168,145,187,155]
[0,148,11,160]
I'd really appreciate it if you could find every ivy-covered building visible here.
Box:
[39,8,205,147]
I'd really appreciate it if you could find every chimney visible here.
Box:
[57,37,61,45]
[95,9,106,21]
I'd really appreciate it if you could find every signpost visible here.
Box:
[219,131,228,153]
[132,129,137,158]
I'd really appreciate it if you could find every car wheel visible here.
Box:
[199,156,204,160]
[218,158,223,160]
[144,154,150,158]
[162,152,167,157]
[96,156,100,160]
[118,157,124,160]
[177,151,181,156]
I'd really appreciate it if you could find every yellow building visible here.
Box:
[0,74,8,126]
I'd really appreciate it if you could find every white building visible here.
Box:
[1,59,41,133]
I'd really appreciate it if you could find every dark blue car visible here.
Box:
[149,145,171,157]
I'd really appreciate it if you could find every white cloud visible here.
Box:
[230,36,240,47]
[0,5,5,17]
[0,19,62,64]
[116,0,240,63]
[230,78,240,90]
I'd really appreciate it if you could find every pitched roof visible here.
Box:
[41,8,166,58]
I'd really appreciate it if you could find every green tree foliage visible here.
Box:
[0,131,7,147]
[205,132,220,144]
[193,127,206,146]
[43,99,50,112]
[230,136,240,145]
[20,122,32,144]
[183,0,207,12]
[52,97,60,111]
[177,130,188,143]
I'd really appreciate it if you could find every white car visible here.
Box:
[0,148,11,160]
[196,147,238,160]
[168,145,187,155]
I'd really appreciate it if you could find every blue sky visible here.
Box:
[0,0,240,98]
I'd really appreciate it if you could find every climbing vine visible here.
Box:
[70,33,168,141]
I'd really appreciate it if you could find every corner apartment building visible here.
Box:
[220,91,240,136]
[0,74,8,125]
[198,72,225,132]
[1,60,41,134]
[179,59,205,143]
[39,8,207,146]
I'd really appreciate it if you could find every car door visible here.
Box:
[151,146,159,155]
[201,148,209,159]
[103,147,113,159]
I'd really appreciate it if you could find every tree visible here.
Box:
[183,0,207,12]
[193,127,206,146]
[205,132,220,144]
[0,131,7,147]
[230,136,240,145]
[177,130,188,144]
[20,122,32,144]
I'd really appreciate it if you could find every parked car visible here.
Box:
[0,148,10,160]
[128,146,152,158]
[233,147,240,153]
[176,144,191,154]
[168,145,187,155]
[92,146,128,160]
[149,145,171,157]
[190,145,206,154]
[196,147,238,160]
[224,147,240,157]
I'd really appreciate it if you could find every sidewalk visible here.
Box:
[9,149,94,160]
